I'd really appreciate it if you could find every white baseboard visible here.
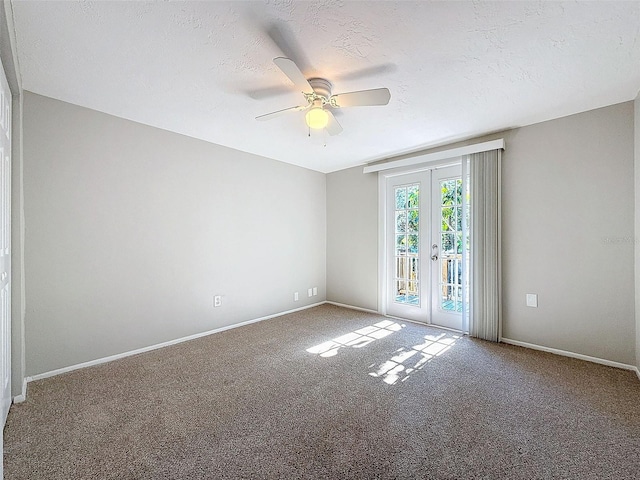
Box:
[27,301,327,383]
[501,337,638,372]
[325,301,379,315]
[326,302,464,335]
[23,304,640,389]
[12,378,27,404]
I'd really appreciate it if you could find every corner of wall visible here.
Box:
[326,166,379,311]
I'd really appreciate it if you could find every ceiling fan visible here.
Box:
[255,57,391,136]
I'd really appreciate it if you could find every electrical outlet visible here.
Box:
[312,287,318,296]
[308,288,313,297]
[526,294,538,308]
[214,295,222,307]
[294,292,299,301]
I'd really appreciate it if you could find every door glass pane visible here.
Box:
[395,280,407,303]
[395,187,407,209]
[396,235,406,255]
[438,176,463,312]
[407,281,419,304]
[441,180,456,205]
[441,233,455,253]
[441,285,453,311]
[407,185,419,208]
[441,259,451,285]
[408,210,419,232]
[441,207,453,231]
[396,211,407,233]
[396,257,407,279]
[394,184,420,306]
[409,257,419,282]
[408,234,419,254]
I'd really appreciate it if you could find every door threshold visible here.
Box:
[383,314,465,335]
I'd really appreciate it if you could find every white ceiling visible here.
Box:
[9,1,640,173]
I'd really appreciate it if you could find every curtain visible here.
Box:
[468,150,501,342]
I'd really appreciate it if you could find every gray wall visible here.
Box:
[327,102,636,365]
[500,102,634,365]
[23,92,326,376]
[326,166,378,311]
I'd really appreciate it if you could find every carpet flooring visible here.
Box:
[4,304,640,479]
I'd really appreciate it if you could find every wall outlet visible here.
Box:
[308,288,313,297]
[214,295,222,307]
[312,287,318,296]
[294,292,299,301]
[526,293,538,308]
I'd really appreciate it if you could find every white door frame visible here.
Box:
[0,49,12,480]
[377,157,462,325]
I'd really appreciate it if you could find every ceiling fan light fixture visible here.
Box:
[305,106,329,129]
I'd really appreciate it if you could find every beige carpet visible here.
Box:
[4,304,640,479]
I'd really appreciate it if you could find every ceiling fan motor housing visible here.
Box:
[308,78,332,103]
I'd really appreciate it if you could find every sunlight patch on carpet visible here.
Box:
[306,320,404,357]
[369,332,460,385]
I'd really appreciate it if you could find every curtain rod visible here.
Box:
[362,139,505,174]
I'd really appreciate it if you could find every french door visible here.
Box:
[385,165,463,330]
[430,166,465,330]
[386,172,428,323]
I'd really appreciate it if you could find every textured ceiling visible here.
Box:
[10,0,640,173]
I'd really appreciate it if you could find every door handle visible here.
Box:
[431,244,438,261]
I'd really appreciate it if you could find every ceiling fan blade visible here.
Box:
[335,63,397,82]
[255,105,308,121]
[331,88,391,108]
[325,110,343,136]
[273,57,314,94]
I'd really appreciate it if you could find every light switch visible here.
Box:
[526,294,538,308]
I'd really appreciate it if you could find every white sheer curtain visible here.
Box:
[467,149,501,342]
